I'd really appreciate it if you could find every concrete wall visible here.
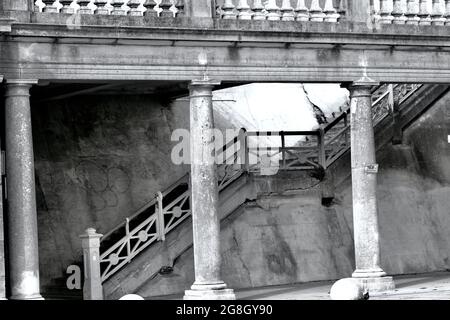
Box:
[32,95,193,290]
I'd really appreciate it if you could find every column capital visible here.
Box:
[189,78,221,88]
[349,77,380,89]
[5,79,38,86]
[4,79,38,98]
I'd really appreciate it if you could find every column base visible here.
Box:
[9,293,44,300]
[353,276,395,293]
[184,282,236,300]
[184,288,236,300]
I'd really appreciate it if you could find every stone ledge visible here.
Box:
[184,288,236,300]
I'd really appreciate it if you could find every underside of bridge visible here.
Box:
[0,0,450,301]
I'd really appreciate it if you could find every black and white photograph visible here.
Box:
[0,0,449,316]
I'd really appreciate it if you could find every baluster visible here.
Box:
[60,0,75,14]
[418,0,432,25]
[160,0,174,18]
[445,0,450,25]
[431,0,446,25]
[379,0,394,24]
[323,0,340,22]
[392,0,407,24]
[128,0,142,16]
[281,0,295,21]
[309,0,326,22]
[295,0,309,21]
[111,0,126,15]
[222,0,237,19]
[265,0,281,21]
[78,0,93,14]
[144,0,158,17]
[237,0,253,20]
[406,0,420,24]
[125,218,131,258]
[94,0,109,14]
[252,0,266,20]
[42,0,59,13]
[175,0,185,17]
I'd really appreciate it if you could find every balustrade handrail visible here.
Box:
[27,1,450,30]
[101,172,190,241]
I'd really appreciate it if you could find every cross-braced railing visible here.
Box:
[243,83,423,173]
[96,130,245,283]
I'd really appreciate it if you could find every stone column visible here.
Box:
[4,79,43,300]
[0,87,6,299]
[348,79,395,293]
[184,79,235,300]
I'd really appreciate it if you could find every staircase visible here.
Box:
[81,82,448,299]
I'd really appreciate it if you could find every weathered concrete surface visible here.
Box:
[32,95,190,293]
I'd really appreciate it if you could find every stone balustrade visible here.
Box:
[36,0,185,17]
[32,0,450,26]
[216,0,345,22]
[373,0,450,25]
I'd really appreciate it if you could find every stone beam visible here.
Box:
[2,38,450,83]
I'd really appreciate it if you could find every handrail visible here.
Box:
[101,173,190,240]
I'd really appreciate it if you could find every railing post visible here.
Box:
[281,132,286,170]
[239,128,249,172]
[185,0,214,17]
[156,192,166,241]
[80,228,103,300]
[346,0,371,23]
[318,127,327,170]
[387,84,394,113]
[391,85,403,145]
